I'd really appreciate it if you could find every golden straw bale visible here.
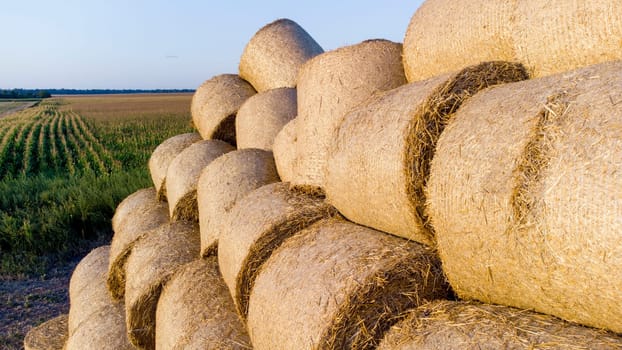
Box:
[272,117,298,182]
[65,305,133,350]
[23,314,68,350]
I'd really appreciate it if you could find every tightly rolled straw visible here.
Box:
[427,61,622,333]
[403,0,516,82]
[378,300,622,350]
[23,314,68,350]
[108,187,169,300]
[65,306,133,350]
[191,74,256,145]
[124,221,200,350]
[295,39,406,189]
[239,18,324,92]
[148,133,202,200]
[197,149,280,257]
[218,182,338,319]
[247,218,449,350]
[155,257,251,350]
[272,117,298,182]
[325,61,528,245]
[166,140,234,221]
[236,87,297,150]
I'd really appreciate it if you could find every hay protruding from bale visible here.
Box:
[239,18,324,92]
[272,117,298,182]
[294,39,407,190]
[218,182,338,319]
[247,218,450,350]
[124,221,200,350]
[191,74,256,145]
[155,257,251,350]
[378,300,622,350]
[325,61,528,245]
[236,87,297,150]
[148,133,202,200]
[197,149,280,257]
[23,314,68,350]
[166,140,235,221]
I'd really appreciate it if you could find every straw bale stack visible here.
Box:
[236,87,297,150]
[239,18,324,92]
[23,314,68,350]
[247,218,449,350]
[191,74,256,145]
[294,39,406,190]
[272,117,298,182]
[197,149,280,257]
[166,140,234,221]
[427,61,622,333]
[218,182,338,319]
[325,61,527,245]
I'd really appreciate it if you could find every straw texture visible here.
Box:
[427,61,622,333]
[239,18,324,92]
[247,218,450,350]
[23,314,68,350]
[236,87,297,150]
[294,39,406,189]
[326,61,527,245]
[65,305,133,350]
[197,149,280,257]
[272,117,298,182]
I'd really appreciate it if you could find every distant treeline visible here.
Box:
[49,88,195,95]
[0,89,51,99]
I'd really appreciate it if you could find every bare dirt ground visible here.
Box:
[0,101,38,118]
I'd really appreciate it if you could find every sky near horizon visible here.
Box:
[1,1,424,90]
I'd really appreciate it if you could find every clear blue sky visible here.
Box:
[0,1,424,89]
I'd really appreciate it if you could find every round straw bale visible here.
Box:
[247,218,450,350]
[155,257,251,350]
[239,18,324,92]
[23,314,68,350]
[514,1,622,78]
[272,117,298,182]
[325,61,528,245]
[148,133,202,200]
[218,182,338,319]
[124,221,200,350]
[65,304,133,350]
[294,39,407,189]
[403,0,517,82]
[236,87,297,150]
[191,74,256,145]
[427,61,622,333]
[166,139,234,221]
[197,149,280,257]
[378,300,622,350]
[108,188,169,300]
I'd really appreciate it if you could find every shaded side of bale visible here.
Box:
[197,149,280,257]
[236,87,297,150]
[124,221,200,350]
[191,74,256,145]
[378,300,622,350]
[326,61,527,245]
[272,117,298,182]
[148,133,202,200]
[218,182,338,320]
[295,39,407,189]
[23,314,68,350]
[239,18,324,92]
[427,61,622,333]
[247,219,450,350]
[166,140,235,221]
[65,303,133,350]
[155,257,251,350]
[403,0,517,82]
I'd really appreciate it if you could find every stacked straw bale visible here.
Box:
[235,87,297,150]
[247,218,450,350]
[326,61,528,245]
[108,187,169,300]
[148,132,202,200]
[23,314,68,350]
[191,74,256,145]
[378,300,622,350]
[218,182,338,319]
[239,18,324,92]
[155,257,251,350]
[427,61,622,333]
[124,221,200,349]
[197,149,280,257]
[294,39,407,190]
[166,140,234,221]
[272,117,298,182]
